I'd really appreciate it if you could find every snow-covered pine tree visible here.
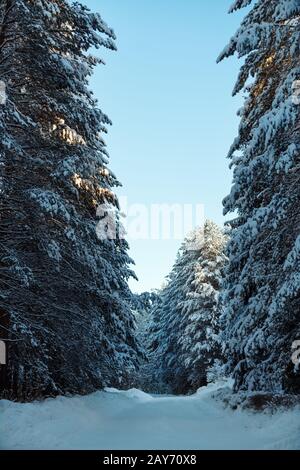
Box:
[130,291,160,391]
[0,0,139,400]
[150,222,226,394]
[178,221,227,393]
[149,248,194,394]
[218,0,300,393]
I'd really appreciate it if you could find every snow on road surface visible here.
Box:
[0,381,299,450]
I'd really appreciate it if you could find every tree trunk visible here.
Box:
[0,309,8,394]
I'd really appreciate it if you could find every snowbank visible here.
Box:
[0,382,299,450]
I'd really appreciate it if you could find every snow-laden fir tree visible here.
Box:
[130,291,160,391]
[150,222,227,394]
[218,0,300,393]
[149,250,195,394]
[0,0,139,400]
[131,291,160,357]
[178,222,227,392]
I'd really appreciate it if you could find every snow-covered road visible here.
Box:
[0,382,299,450]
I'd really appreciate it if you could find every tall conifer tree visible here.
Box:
[218,0,300,393]
[150,222,226,394]
[0,0,138,400]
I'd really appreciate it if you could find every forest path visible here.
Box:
[0,382,299,449]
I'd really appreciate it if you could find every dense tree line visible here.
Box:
[1,0,300,402]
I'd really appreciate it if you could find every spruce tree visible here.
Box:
[0,0,139,400]
[150,222,226,394]
[178,221,227,392]
[218,0,300,393]
[131,291,160,391]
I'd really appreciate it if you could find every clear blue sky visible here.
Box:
[83,0,246,293]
